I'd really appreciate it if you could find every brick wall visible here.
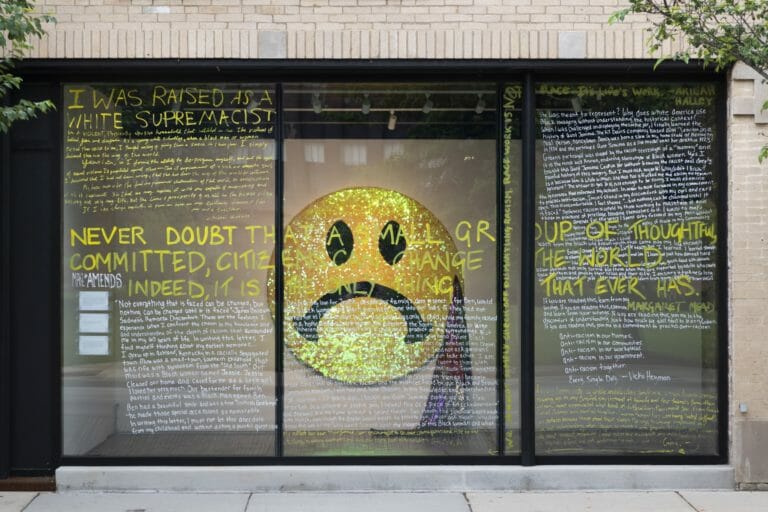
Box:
[25,0,678,59]
[728,63,768,487]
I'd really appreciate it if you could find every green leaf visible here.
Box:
[613,0,768,162]
[608,8,632,24]
[0,0,56,132]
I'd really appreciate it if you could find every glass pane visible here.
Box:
[502,84,522,455]
[282,83,500,456]
[534,83,720,455]
[62,83,277,456]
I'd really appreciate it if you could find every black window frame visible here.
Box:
[0,59,728,474]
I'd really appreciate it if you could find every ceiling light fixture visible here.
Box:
[571,96,582,113]
[422,93,433,114]
[388,110,397,131]
[475,93,486,114]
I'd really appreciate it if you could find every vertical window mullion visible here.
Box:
[495,81,505,457]
[715,79,729,461]
[520,72,536,466]
[275,82,285,457]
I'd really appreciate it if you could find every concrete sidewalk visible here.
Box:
[2,491,767,512]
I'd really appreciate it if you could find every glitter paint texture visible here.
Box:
[269,187,463,384]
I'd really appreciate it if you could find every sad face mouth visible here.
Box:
[293,281,433,345]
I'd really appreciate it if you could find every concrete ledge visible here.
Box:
[56,465,735,492]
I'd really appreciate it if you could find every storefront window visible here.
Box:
[59,76,721,461]
[534,83,720,455]
[62,83,277,456]
[281,83,504,456]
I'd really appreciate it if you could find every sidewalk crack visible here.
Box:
[675,491,700,511]
[462,492,474,512]
[21,492,40,512]
[244,493,254,512]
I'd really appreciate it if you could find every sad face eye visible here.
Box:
[379,220,406,265]
[326,220,353,265]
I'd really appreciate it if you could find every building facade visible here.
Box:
[1,0,767,490]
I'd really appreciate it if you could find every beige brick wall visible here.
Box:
[23,0,679,59]
[729,63,768,486]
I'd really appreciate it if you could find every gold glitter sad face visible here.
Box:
[273,187,461,384]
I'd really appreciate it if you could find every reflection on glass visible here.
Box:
[61,83,277,456]
[282,83,504,456]
[533,83,720,455]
